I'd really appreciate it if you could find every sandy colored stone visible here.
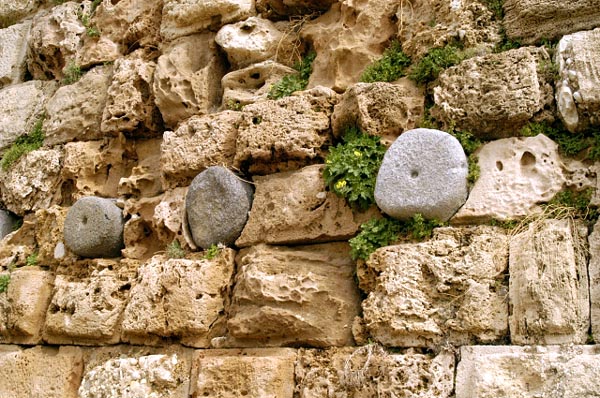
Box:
[456,345,600,398]
[119,138,163,198]
[361,226,509,348]
[296,346,454,398]
[222,242,360,347]
[0,20,31,87]
[0,345,83,398]
[0,0,39,27]
[153,188,187,244]
[452,134,566,223]
[34,206,78,266]
[153,33,227,129]
[236,164,378,247]
[160,111,241,189]
[509,218,589,345]
[256,0,334,18]
[234,87,337,174]
[190,348,296,398]
[0,267,54,344]
[590,219,600,341]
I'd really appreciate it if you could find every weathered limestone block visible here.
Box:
[456,345,600,398]
[153,187,187,244]
[0,148,63,216]
[555,28,600,133]
[332,80,425,145]
[0,80,56,153]
[0,215,36,269]
[161,0,255,41]
[504,0,600,44]
[0,0,39,27]
[121,195,165,260]
[0,267,54,344]
[119,138,163,198]
[590,219,600,340]
[44,65,112,146]
[222,242,360,347]
[256,0,334,19]
[122,250,235,347]
[452,135,566,223]
[34,206,78,266]
[160,111,241,189]
[296,346,454,398]
[79,345,193,398]
[361,226,509,348]
[0,21,31,87]
[433,47,555,138]
[153,33,227,129]
[234,87,337,174]
[0,345,83,398]
[236,164,377,247]
[509,218,589,345]
[190,348,296,397]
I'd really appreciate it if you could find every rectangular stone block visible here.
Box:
[0,21,30,87]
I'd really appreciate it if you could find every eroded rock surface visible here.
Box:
[256,0,334,19]
[589,219,600,341]
[0,0,39,27]
[0,20,31,87]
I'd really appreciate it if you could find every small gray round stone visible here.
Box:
[64,196,124,258]
[375,128,468,221]
[186,166,254,249]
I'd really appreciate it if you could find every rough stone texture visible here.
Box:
[153,188,187,245]
[64,196,125,258]
[153,33,227,129]
[0,148,63,216]
[0,345,83,398]
[236,164,378,247]
[34,206,78,266]
[161,0,255,42]
[504,0,600,44]
[0,21,31,87]
[234,87,337,174]
[456,345,600,398]
[452,134,566,223]
[360,226,509,348]
[0,267,54,344]
[509,218,589,345]
[296,346,455,398]
[375,128,468,222]
[221,242,360,347]
[555,28,600,133]
[122,250,235,347]
[43,65,112,146]
[590,219,600,341]
[185,166,253,249]
[332,80,425,145]
[118,138,163,199]
[432,47,555,139]
[0,210,17,240]
[190,348,296,398]
[0,0,39,27]
[161,111,242,189]
[256,0,335,19]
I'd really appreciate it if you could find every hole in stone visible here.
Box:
[496,161,503,171]
[82,216,88,225]
[410,170,419,178]
[250,73,261,80]
[520,151,536,167]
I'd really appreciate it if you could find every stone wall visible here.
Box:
[1,0,600,397]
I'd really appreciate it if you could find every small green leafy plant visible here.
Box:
[481,0,504,20]
[520,122,600,161]
[202,244,220,260]
[1,116,45,171]
[409,44,466,84]
[62,62,83,85]
[26,252,38,267]
[166,240,185,259]
[0,274,10,293]
[360,40,412,83]
[546,188,598,223]
[268,52,316,100]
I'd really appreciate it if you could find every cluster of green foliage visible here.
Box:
[1,116,45,171]
[62,62,84,85]
[520,122,600,161]
[481,0,505,20]
[166,240,186,259]
[26,252,38,267]
[494,28,522,53]
[0,274,10,294]
[323,127,387,210]
[489,218,519,229]
[268,52,316,100]
[202,244,220,260]
[360,40,412,83]
[349,214,444,260]
[409,44,466,84]
[225,99,244,111]
[546,188,599,223]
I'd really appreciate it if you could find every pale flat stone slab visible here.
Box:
[0,21,30,87]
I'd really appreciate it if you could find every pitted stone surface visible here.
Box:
[185,166,253,249]
[0,20,31,87]
[590,219,600,341]
[256,0,335,18]
[64,196,124,258]
[0,0,39,27]
[375,128,468,222]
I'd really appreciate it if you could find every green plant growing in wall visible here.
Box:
[1,116,45,171]
[26,251,38,267]
[409,44,466,84]
[268,52,316,100]
[62,62,84,85]
[360,40,412,83]
[546,188,598,223]
[0,274,10,293]
[166,240,186,259]
[202,244,221,260]
[520,122,600,161]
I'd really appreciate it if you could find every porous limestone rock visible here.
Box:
[153,33,227,129]
[256,0,334,19]
[456,345,600,398]
[503,0,600,44]
[0,0,39,27]
[34,206,78,266]
[433,47,555,138]
[361,226,509,348]
[161,0,255,41]
[160,111,242,189]
[0,20,31,87]
[332,80,425,145]
[296,346,455,398]
[375,128,468,222]
[0,210,17,240]
[0,148,63,216]
[122,250,235,347]
[0,267,54,344]
[153,188,187,245]
[234,87,337,174]
[0,345,83,398]
[509,218,589,345]
[222,242,360,347]
[590,219,600,341]
[190,348,296,397]
[236,164,378,247]
[452,134,566,223]
[118,138,163,199]
[555,28,600,133]
[43,65,112,146]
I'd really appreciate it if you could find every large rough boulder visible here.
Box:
[432,47,555,138]
[0,0,39,27]
[375,128,468,222]
[360,226,509,348]
[0,20,31,87]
